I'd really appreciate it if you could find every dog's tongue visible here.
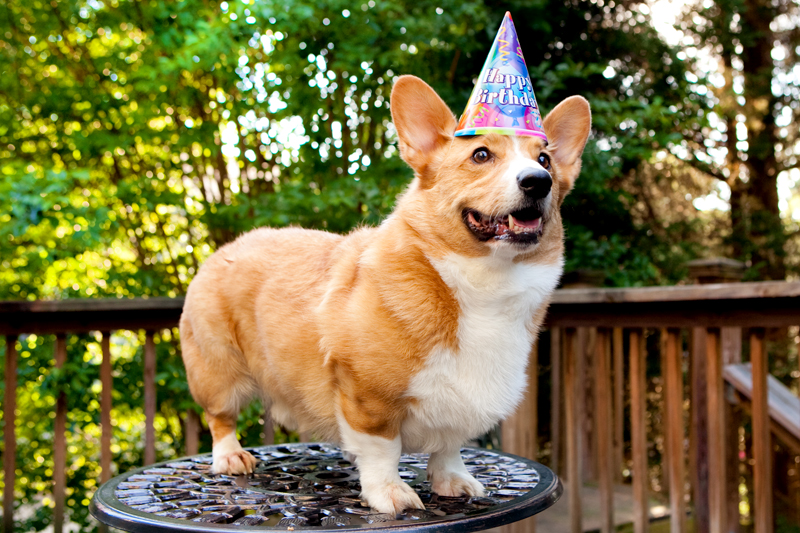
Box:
[509,215,541,230]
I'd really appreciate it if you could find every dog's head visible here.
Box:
[391,75,591,261]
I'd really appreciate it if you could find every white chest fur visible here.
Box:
[401,253,563,453]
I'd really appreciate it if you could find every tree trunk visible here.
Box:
[739,0,786,279]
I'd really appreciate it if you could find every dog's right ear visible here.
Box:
[391,76,456,176]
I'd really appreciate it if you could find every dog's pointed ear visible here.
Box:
[391,75,456,175]
[543,96,591,198]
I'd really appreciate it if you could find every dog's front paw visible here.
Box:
[361,481,424,516]
[430,471,485,498]
[212,449,257,475]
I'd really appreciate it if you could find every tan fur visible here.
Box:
[180,74,591,511]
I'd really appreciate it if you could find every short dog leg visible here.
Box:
[208,414,257,475]
[338,419,423,515]
[427,445,484,497]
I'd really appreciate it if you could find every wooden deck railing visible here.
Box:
[501,281,800,533]
[2,281,800,533]
[0,298,185,533]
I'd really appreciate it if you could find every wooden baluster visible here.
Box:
[551,327,562,474]
[595,328,614,533]
[500,342,539,533]
[581,327,597,482]
[565,328,582,533]
[54,335,67,533]
[706,328,726,533]
[630,329,649,533]
[501,342,539,460]
[721,326,742,533]
[613,327,624,484]
[4,335,18,533]
[144,331,157,466]
[262,410,274,446]
[750,328,772,533]
[660,328,671,495]
[185,410,200,456]
[100,332,113,483]
[691,327,710,533]
[664,328,686,533]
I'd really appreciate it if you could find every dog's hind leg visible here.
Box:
[180,315,258,475]
[207,411,257,475]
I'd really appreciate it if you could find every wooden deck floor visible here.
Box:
[488,482,670,533]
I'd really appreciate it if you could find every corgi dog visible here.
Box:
[179,75,591,515]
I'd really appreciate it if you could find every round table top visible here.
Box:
[90,443,562,532]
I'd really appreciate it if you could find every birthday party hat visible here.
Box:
[454,12,546,139]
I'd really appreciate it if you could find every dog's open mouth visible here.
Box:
[463,205,545,244]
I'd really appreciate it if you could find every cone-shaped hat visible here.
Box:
[454,12,546,139]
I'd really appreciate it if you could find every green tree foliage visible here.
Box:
[0,0,717,530]
[1,0,710,301]
[674,0,800,279]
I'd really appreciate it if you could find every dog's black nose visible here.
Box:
[517,168,552,199]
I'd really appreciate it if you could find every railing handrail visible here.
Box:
[0,296,185,335]
[553,280,800,303]
[548,280,800,328]
[0,296,184,313]
[2,280,800,333]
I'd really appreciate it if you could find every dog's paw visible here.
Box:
[362,481,424,516]
[212,449,257,475]
[430,471,485,498]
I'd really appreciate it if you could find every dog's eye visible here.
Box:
[472,148,491,164]
[537,153,551,169]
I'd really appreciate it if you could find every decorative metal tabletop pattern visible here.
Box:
[91,443,561,532]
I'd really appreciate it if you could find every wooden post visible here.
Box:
[501,342,539,533]
[750,329,772,533]
[664,328,686,533]
[613,327,624,484]
[565,328,582,533]
[4,335,18,533]
[630,329,649,533]
[660,328,671,494]
[722,326,742,533]
[185,410,200,455]
[595,329,614,533]
[100,332,113,483]
[262,410,275,446]
[580,327,598,482]
[501,342,539,460]
[54,335,68,533]
[144,331,157,466]
[691,327,710,533]
[551,327,562,474]
[706,328,727,533]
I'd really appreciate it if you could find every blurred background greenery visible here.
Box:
[0,0,798,530]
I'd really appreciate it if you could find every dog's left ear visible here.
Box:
[391,75,456,177]
[543,96,591,198]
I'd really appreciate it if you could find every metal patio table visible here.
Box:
[90,443,561,532]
